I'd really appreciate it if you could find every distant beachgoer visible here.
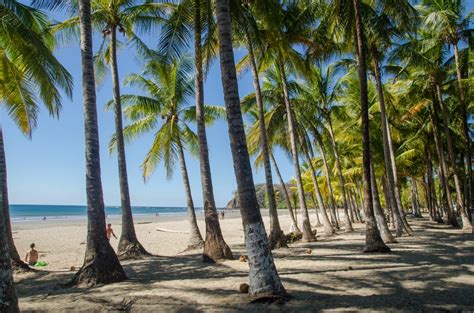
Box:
[25,243,39,266]
[222,211,225,219]
[106,223,117,241]
[42,216,46,221]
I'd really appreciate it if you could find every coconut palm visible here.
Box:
[419,0,473,222]
[108,56,223,251]
[232,1,287,248]
[241,0,325,242]
[214,0,286,298]
[0,1,73,304]
[157,0,233,261]
[70,0,127,286]
[53,0,167,260]
[364,2,417,237]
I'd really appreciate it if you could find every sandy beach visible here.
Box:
[13,211,474,312]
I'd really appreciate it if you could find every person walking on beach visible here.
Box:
[106,223,117,241]
[25,243,39,266]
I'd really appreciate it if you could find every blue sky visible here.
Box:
[3,12,294,207]
[4,1,473,208]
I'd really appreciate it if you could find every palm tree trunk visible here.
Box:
[303,148,334,236]
[214,0,285,297]
[310,194,322,226]
[314,129,339,229]
[247,34,286,249]
[0,131,27,271]
[425,145,443,223]
[384,115,413,234]
[424,145,435,222]
[411,178,422,218]
[435,84,471,229]
[326,115,351,231]
[72,0,126,286]
[276,57,314,242]
[270,153,300,233]
[194,0,232,262]
[372,58,405,237]
[353,0,389,253]
[429,98,458,227]
[109,26,149,260]
[0,128,19,313]
[176,138,204,250]
[370,165,396,243]
[453,43,472,219]
[381,176,394,228]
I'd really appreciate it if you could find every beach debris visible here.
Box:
[70,266,76,271]
[305,248,312,254]
[239,283,249,294]
[239,255,248,262]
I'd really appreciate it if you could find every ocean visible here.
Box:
[9,204,198,222]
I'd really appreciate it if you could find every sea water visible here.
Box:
[10,204,198,222]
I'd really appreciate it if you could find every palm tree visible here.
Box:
[243,0,325,242]
[1,0,73,277]
[294,62,352,231]
[54,0,165,260]
[158,0,233,261]
[352,0,390,252]
[232,2,287,248]
[364,2,417,237]
[0,133,18,312]
[242,68,300,233]
[108,56,211,251]
[214,0,286,298]
[71,0,126,286]
[419,0,473,227]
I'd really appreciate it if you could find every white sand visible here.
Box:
[12,211,474,312]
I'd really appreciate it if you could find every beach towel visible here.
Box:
[34,261,48,267]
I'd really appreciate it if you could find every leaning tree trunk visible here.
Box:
[72,0,126,286]
[215,0,286,298]
[430,95,459,227]
[176,138,204,250]
[194,0,233,262]
[247,35,286,249]
[411,178,422,218]
[425,145,443,223]
[435,84,471,230]
[277,58,314,242]
[109,26,149,260]
[381,177,395,228]
[303,148,334,236]
[326,116,350,230]
[384,115,413,234]
[0,130,28,271]
[372,58,405,237]
[271,153,300,233]
[370,165,397,244]
[453,42,472,219]
[0,128,19,313]
[353,0,389,253]
[314,129,339,230]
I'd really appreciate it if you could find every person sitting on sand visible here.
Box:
[106,223,117,241]
[25,243,39,266]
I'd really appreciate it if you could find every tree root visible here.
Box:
[69,256,127,287]
[117,241,151,261]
